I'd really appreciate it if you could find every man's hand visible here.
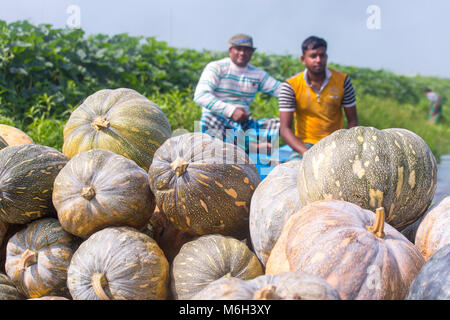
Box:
[231,108,251,124]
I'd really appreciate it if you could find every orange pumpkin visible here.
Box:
[415,196,450,260]
[266,200,425,300]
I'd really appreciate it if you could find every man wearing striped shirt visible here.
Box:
[279,36,358,160]
[194,33,282,154]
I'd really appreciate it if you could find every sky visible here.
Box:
[1,0,450,78]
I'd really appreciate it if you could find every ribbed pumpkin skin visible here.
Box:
[298,127,437,230]
[148,133,260,239]
[67,226,169,300]
[192,271,341,300]
[249,160,302,265]
[415,196,450,260]
[62,88,171,172]
[53,149,156,239]
[5,218,79,298]
[265,200,425,300]
[0,144,68,224]
[28,296,69,300]
[406,243,450,300]
[0,124,33,146]
[0,272,25,300]
[171,234,263,300]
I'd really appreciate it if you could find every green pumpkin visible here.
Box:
[171,234,263,300]
[0,272,25,300]
[406,243,450,300]
[298,126,437,230]
[5,218,79,299]
[67,226,169,300]
[62,88,172,172]
[192,271,341,300]
[148,133,260,239]
[53,149,156,239]
[0,144,68,224]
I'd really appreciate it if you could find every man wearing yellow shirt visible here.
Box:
[278,36,358,160]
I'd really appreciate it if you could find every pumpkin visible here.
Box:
[298,126,437,230]
[192,271,341,300]
[67,226,169,300]
[53,148,156,239]
[148,133,260,239]
[406,243,450,300]
[144,206,197,263]
[249,160,302,265]
[171,234,263,300]
[0,124,33,146]
[62,88,171,172]
[0,144,68,224]
[0,272,25,300]
[265,200,425,300]
[414,196,450,260]
[5,218,79,299]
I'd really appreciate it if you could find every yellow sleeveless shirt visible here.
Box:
[287,69,347,144]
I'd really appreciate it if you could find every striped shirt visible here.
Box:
[194,57,281,118]
[278,68,356,112]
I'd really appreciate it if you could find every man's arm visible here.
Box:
[278,81,309,155]
[342,76,358,128]
[280,111,310,155]
[259,71,282,97]
[344,106,358,128]
[194,62,237,118]
[194,62,250,123]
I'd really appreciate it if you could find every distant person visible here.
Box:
[194,33,282,154]
[278,36,358,160]
[425,88,442,124]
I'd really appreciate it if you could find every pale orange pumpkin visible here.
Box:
[266,200,425,300]
[415,196,450,260]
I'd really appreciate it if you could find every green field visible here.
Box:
[1,20,449,161]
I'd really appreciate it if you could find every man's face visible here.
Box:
[229,46,254,67]
[301,46,328,75]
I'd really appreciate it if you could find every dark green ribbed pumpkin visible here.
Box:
[171,234,263,300]
[406,243,450,300]
[192,271,341,300]
[5,218,79,299]
[53,149,156,239]
[298,126,437,230]
[0,144,68,224]
[62,88,171,172]
[0,272,25,300]
[249,160,302,266]
[148,133,260,239]
[67,226,169,300]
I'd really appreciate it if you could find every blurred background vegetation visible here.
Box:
[0,20,449,160]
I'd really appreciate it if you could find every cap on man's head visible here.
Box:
[228,33,255,49]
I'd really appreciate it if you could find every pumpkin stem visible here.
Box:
[92,273,111,300]
[367,207,385,238]
[18,249,38,270]
[220,272,232,279]
[81,186,96,200]
[91,117,110,131]
[253,285,280,300]
[170,157,189,177]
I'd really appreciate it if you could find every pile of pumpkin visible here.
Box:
[0,88,449,300]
